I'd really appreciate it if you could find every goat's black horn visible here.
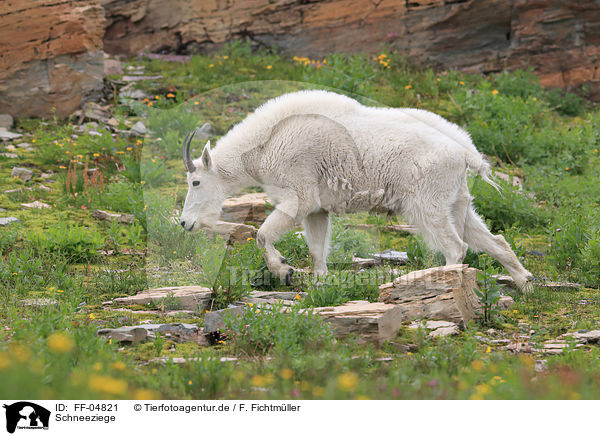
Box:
[182,128,197,173]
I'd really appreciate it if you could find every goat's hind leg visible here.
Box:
[303,209,330,277]
[463,206,533,290]
[409,207,469,266]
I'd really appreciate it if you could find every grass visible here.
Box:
[0,42,599,400]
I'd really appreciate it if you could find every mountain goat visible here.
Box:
[180,90,532,289]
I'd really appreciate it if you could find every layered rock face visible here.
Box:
[101,0,600,99]
[0,0,105,118]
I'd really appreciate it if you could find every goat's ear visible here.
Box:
[201,143,212,169]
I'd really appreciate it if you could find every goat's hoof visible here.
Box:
[283,267,294,286]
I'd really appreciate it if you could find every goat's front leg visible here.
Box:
[256,207,299,285]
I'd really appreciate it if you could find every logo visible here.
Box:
[3,402,50,434]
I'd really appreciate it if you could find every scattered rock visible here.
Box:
[0,114,14,128]
[151,356,238,365]
[108,286,213,312]
[122,75,163,82]
[497,295,515,310]
[1,153,18,158]
[91,209,135,224]
[4,189,22,194]
[21,201,51,209]
[83,102,111,123]
[5,145,16,152]
[104,58,123,76]
[379,264,482,327]
[248,290,306,301]
[107,117,119,127]
[141,53,191,63]
[97,323,201,344]
[11,167,32,182]
[221,192,269,224]
[214,221,257,244]
[40,172,54,179]
[373,249,409,264]
[0,217,20,226]
[15,142,30,149]
[493,274,582,291]
[526,250,548,257]
[120,88,148,99]
[0,127,22,140]
[352,257,379,268]
[129,121,147,136]
[20,298,58,307]
[38,184,52,192]
[312,300,406,344]
[428,325,460,338]
[561,330,600,344]
[204,306,246,334]
[535,359,548,372]
[494,171,524,192]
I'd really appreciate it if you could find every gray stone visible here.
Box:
[5,145,16,152]
[0,114,14,129]
[0,217,20,226]
[109,286,212,312]
[1,153,18,158]
[129,121,147,136]
[91,209,135,224]
[409,320,457,330]
[21,201,51,209]
[373,249,409,264]
[15,142,30,148]
[0,127,22,140]
[497,295,515,310]
[20,298,58,307]
[104,58,124,76]
[97,323,200,343]
[352,257,379,268]
[11,167,32,182]
[122,75,163,82]
[428,325,460,338]
[204,306,245,334]
[249,290,306,301]
[119,88,149,99]
[561,330,600,344]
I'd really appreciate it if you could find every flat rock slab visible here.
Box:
[11,167,32,182]
[379,264,482,327]
[408,320,460,338]
[221,192,269,224]
[122,75,163,82]
[97,323,200,343]
[21,201,51,209]
[109,286,212,312]
[0,128,22,140]
[20,298,58,307]
[91,209,135,224]
[312,300,407,345]
[352,257,379,268]
[150,356,237,364]
[0,217,19,226]
[373,249,409,264]
[204,306,246,334]
[493,274,582,291]
[561,330,600,344]
[497,295,515,310]
[249,290,306,301]
[214,221,257,244]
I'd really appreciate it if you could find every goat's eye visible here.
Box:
[192,181,200,187]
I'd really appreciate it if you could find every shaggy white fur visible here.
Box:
[180,90,532,288]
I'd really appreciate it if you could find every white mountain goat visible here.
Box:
[180,90,533,289]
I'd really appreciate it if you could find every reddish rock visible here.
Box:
[0,0,105,118]
[101,0,600,99]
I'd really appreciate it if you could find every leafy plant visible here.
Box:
[473,255,503,326]
[29,224,104,263]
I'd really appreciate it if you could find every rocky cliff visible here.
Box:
[0,0,105,119]
[102,0,600,99]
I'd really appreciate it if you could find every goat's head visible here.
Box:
[179,129,226,232]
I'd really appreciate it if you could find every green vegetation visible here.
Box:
[1,43,599,400]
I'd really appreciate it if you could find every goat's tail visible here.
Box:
[465,152,501,194]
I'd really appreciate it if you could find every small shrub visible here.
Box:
[225,302,333,355]
[29,224,104,263]
[328,219,374,265]
[473,254,503,326]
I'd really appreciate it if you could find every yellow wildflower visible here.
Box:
[294,294,301,300]
[459,81,465,85]
[194,101,199,105]
[89,313,95,320]
[167,93,175,98]
[223,55,229,60]
[266,65,272,70]
[405,85,412,90]
[148,101,153,106]
[134,389,158,400]
[337,372,359,392]
[47,332,74,354]
[251,375,265,387]
[93,153,100,157]
[111,361,126,371]
[471,360,484,371]
[486,346,491,353]
[188,380,193,385]
[209,64,214,68]
[280,368,293,380]
[88,375,127,396]
[491,89,499,95]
